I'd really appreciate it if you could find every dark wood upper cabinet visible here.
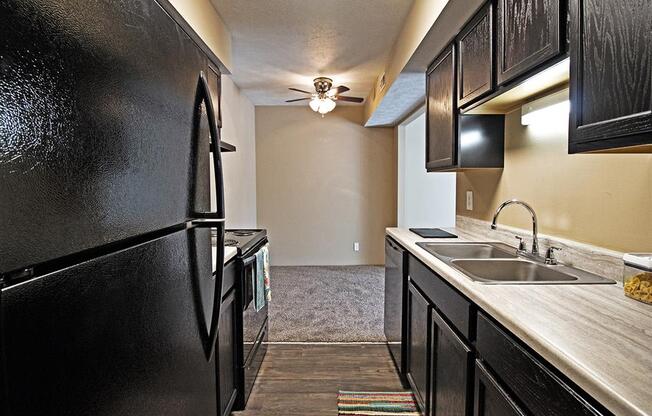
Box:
[426,43,457,171]
[568,0,652,153]
[426,41,504,172]
[496,0,564,86]
[457,1,494,107]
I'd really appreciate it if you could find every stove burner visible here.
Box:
[225,239,239,247]
[231,231,255,237]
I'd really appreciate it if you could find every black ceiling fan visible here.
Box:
[285,77,364,104]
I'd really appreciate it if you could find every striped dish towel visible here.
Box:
[338,391,420,415]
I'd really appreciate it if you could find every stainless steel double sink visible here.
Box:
[416,242,615,285]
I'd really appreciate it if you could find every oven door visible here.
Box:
[240,249,269,363]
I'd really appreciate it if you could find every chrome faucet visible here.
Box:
[491,199,540,256]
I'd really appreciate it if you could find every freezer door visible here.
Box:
[0,229,218,416]
[0,0,211,274]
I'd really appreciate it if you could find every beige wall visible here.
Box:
[456,105,652,253]
[220,76,257,228]
[168,0,232,72]
[256,106,397,265]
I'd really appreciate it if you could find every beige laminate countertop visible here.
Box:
[212,246,237,271]
[224,246,237,264]
[387,227,652,416]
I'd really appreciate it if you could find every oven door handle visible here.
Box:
[242,254,257,267]
[241,254,257,311]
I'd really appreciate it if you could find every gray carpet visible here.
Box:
[268,265,385,342]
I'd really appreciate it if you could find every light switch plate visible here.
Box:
[353,242,360,252]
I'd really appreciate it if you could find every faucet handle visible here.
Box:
[514,236,527,252]
[545,247,562,265]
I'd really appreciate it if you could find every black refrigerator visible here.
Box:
[0,0,226,414]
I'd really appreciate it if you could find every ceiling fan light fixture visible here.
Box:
[287,77,361,115]
[309,96,321,112]
[318,97,336,114]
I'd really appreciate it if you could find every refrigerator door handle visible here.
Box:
[189,221,224,362]
[191,217,226,225]
[189,71,226,361]
[192,70,226,221]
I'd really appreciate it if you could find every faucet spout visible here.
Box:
[491,199,539,255]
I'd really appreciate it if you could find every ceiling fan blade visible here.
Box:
[285,98,310,102]
[335,95,364,103]
[288,87,313,94]
[332,85,350,94]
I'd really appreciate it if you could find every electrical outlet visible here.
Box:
[466,191,474,211]
[353,242,360,252]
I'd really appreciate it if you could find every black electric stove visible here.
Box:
[224,228,269,411]
[224,229,267,256]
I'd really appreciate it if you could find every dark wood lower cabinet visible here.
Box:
[406,282,431,413]
[217,263,238,416]
[397,254,614,416]
[476,313,605,416]
[474,361,526,416]
[430,308,473,416]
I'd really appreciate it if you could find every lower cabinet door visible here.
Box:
[406,282,431,413]
[474,361,526,416]
[217,280,238,416]
[430,308,473,416]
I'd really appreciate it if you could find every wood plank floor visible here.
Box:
[232,344,407,416]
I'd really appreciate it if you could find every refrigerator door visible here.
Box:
[0,0,209,274]
[0,229,218,416]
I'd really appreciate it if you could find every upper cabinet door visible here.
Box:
[568,0,652,153]
[426,44,457,171]
[496,0,563,85]
[457,2,494,107]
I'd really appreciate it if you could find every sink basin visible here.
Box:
[416,242,517,260]
[451,259,578,283]
[416,241,615,285]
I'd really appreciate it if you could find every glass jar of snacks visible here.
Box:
[623,254,652,305]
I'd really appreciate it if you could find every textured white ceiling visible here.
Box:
[212,0,414,105]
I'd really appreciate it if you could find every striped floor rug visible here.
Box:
[337,391,420,415]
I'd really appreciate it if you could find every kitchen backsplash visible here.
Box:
[456,215,624,284]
